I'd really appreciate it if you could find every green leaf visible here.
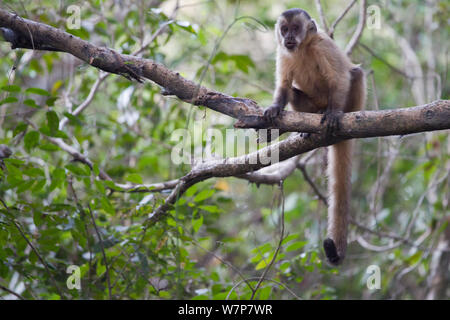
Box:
[17,179,35,193]
[192,215,203,233]
[281,234,299,246]
[23,99,40,109]
[406,251,423,266]
[126,173,143,184]
[211,51,228,64]
[194,189,215,202]
[53,130,69,139]
[100,196,115,215]
[251,243,272,255]
[46,96,58,107]
[96,260,106,276]
[230,54,255,73]
[103,180,124,191]
[50,167,65,182]
[40,126,68,139]
[185,184,198,197]
[258,286,272,300]
[32,179,46,192]
[3,158,25,166]
[286,241,307,252]
[279,261,291,272]
[24,131,39,151]
[94,180,105,194]
[63,112,83,126]
[0,97,18,105]
[46,203,74,212]
[1,85,20,93]
[4,162,22,179]
[46,111,59,134]
[25,87,51,96]
[66,27,90,40]
[13,122,28,137]
[175,21,198,34]
[39,143,59,152]
[199,205,221,213]
[33,212,45,227]
[93,163,100,176]
[65,163,90,176]
[24,167,45,178]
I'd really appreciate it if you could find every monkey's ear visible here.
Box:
[308,20,317,33]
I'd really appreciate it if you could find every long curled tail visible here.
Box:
[323,66,365,265]
[324,140,353,265]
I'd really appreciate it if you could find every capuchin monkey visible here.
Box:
[264,8,366,265]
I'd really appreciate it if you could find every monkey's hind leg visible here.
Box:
[289,87,317,113]
[289,88,318,138]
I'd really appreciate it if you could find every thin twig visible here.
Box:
[0,284,25,300]
[59,14,176,130]
[314,0,329,33]
[359,43,412,79]
[345,0,367,56]
[87,204,112,299]
[328,0,358,38]
[190,240,254,293]
[226,277,301,300]
[250,182,285,300]
[59,73,107,130]
[6,215,63,297]
[297,160,328,206]
[0,199,63,298]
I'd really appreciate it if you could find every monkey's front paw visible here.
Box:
[320,110,343,137]
[263,105,282,122]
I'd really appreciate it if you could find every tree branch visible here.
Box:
[345,0,366,56]
[1,9,449,227]
[0,284,25,300]
[314,0,329,33]
[1,10,448,137]
[236,100,450,137]
[0,9,261,122]
[328,0,358,38]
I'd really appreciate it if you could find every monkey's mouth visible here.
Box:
[285,42,297,50]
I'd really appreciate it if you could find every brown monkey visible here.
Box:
[265,8,366,265]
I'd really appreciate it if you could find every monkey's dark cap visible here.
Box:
[281,8,311,21]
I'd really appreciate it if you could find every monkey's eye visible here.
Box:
[281,25,288,34]
[292,25,299,32]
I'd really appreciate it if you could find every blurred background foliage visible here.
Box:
[0,0,448,300]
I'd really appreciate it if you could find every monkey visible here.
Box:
[264,8,366,265]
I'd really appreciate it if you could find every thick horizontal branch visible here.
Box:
[236,100,450,137]
[1,10,449,138]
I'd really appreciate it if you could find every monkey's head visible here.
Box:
[275,8,317,52]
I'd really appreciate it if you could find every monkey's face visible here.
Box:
[276,8,317,52]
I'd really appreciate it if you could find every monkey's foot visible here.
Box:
[263,105,283,123]
[323,238,341,265]
[320,110,343,138]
